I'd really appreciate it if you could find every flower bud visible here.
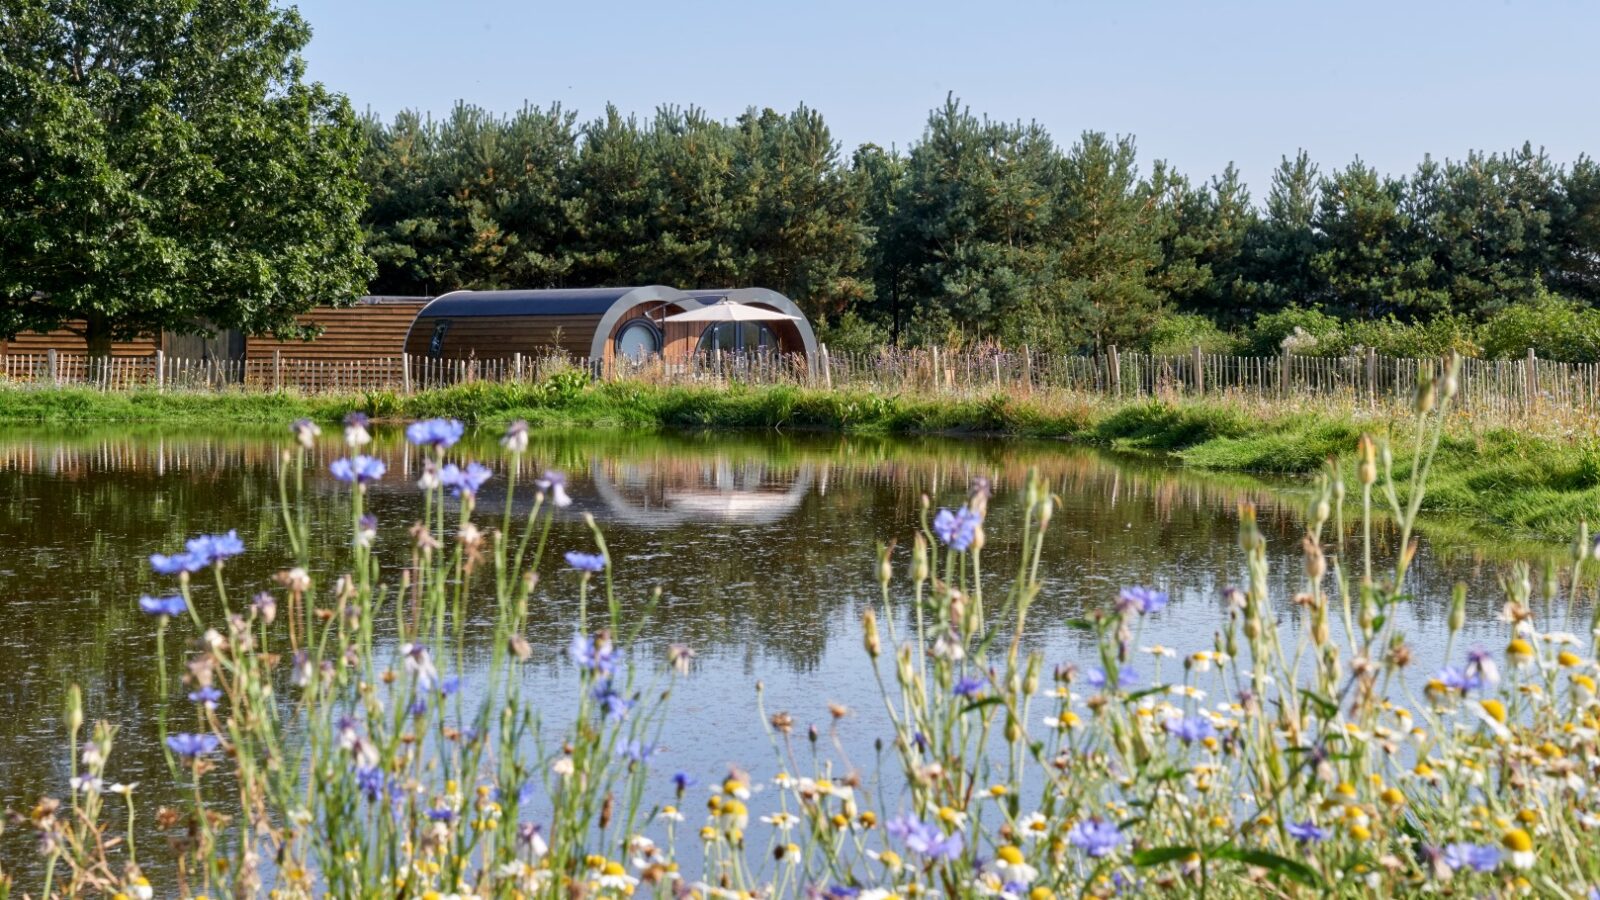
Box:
[862,606,881,659]
[911,534,929,584]
[876,546,892,588]
[1577,520,1592,563]
[1448,582,1467,635]
[1358,434,1377,487]
[1414,368,1436,415]
[65,684,83,737]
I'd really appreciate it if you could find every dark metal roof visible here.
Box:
[416,288,649,318]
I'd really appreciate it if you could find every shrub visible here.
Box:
[1240,306,1347,356]
[1477,292,1600,362]
[1345,314,1481,358]
[814,310,889,356]
[1142,311,1239,355]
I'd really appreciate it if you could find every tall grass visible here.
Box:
[10,353,1600,896]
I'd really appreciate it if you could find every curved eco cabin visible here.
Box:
[401,286,818,368]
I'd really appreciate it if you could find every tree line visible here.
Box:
[9,0,1600,360]
[361,96,1600,356]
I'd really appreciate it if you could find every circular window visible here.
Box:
[615,319,662,360]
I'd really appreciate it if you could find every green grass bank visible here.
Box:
[1,381,1596,540]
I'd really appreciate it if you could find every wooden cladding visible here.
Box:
[0,325,159,357]
[404,314,602,360]
[248,300,429,361]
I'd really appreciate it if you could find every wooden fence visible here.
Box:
[0,345,1587,417]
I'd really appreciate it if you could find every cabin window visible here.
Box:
[696,322,776,354]
[615,319,662,360]
[428,320,452,358]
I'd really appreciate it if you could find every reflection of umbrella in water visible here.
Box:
[662,299,802,323]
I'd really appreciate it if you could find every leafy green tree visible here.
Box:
[889,97,1064,346]
[1311,159,1443,318]
[1553,155,1600,304]
[362,103,578,295]
[851,143,914,341]
[729,105,871,319]
[0,0,371,352]
[1052,131,1167,349]
[565,106,657,286]
[1245,151,1322,314]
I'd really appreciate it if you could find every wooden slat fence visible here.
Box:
[0,345,1592,417]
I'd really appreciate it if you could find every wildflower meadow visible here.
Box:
[9,353,1600,898]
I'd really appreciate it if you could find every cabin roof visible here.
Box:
[415,288,652,318]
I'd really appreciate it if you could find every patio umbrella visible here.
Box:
[661,298,800,323]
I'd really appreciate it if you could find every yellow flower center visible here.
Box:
[997,845,1025,865]
[1502,828,1534,853]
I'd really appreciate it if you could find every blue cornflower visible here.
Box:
[330,455,386,485]
[535,470,572,508]
[932,506,982,552]
[355,765,384,802]
[518,781,538,805]
[617,738,660,762]
[163,531,242,569]
[887,815,965,860]
[439,675,462,697]
[425,808,455,823]
[1067,818,1124,857]
[1164,715,1216,744]
[1436,665,1483,693]
[1465,646,1501,686]
[187,686,223,709]
[565,551,606,573]
[592,680,634,721]
[406,418,464,449]
[569,633,618,675]
[138,594,188,617]
[953,676,986,698]
[1286,820,1330,843]
[166,733,220,758]
[917,828,965,861]
[438,462,492,497]
[824,887,861,899]
[408,697,428,717]
[1118,585,1169,615]
[149,552,202,575]
[1080,665,1138,690]
[190,531,244,566]
[672,772,697,794]
[1443,842,1501,873]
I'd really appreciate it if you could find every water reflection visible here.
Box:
[0,425,1553,880]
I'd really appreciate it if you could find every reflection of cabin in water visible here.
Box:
[401,286,818,365]
[586,455,814,527]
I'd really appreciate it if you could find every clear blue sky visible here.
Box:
[293,0,1597,195]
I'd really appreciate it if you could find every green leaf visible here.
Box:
[1211,847,1324,888]
[1132,846,1196,867]
[960,696,1005,715]
[1299,689,1341,719]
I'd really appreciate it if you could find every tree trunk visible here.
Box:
[85,313,113,359]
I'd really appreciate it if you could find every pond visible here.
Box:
[0,424,1531,880]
